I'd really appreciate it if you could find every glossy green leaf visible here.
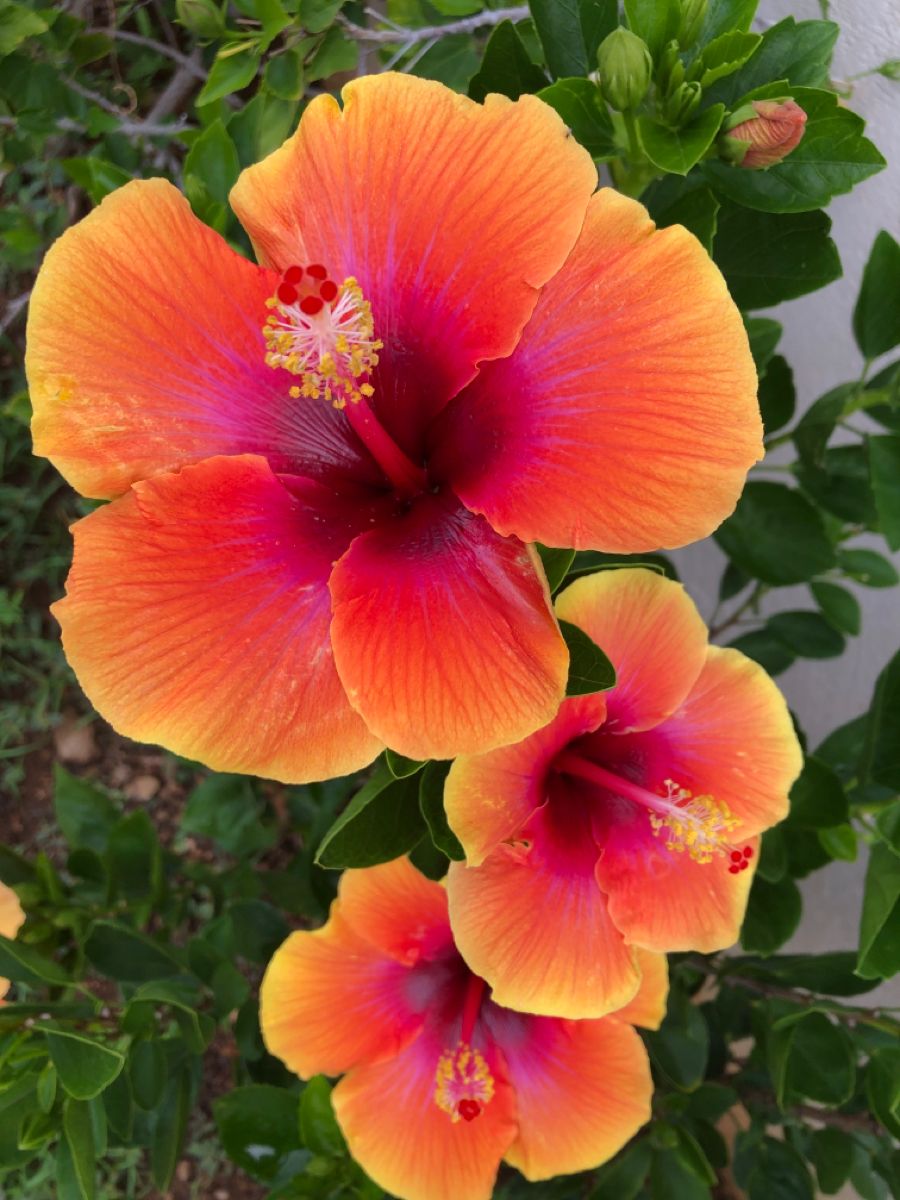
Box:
[63,1098,95,1200]
[299,1075,346,1156]
[876,799,900,854]
[705,17,838,106]
[811,1128,855,1194]
[714,482,836,585]
[53,765,119,855]
[869,435,900,550]
[183,118,241,228]
[772,1010,856,1107]
[691,30,761,88]
[697,0,758,44]
[151,1068,192,1191]
[714,202,841,309]
[305,26,358,81]
[84,920,182,982]
[860,647,900,791]
[704,88,884,214]
[214,1084,302,1182]
[0,931,71,986]
[811,581,861,636]
[649,183,720,252]
[468,20,548,102]
[528,0,589,77]
[589,1138,652,1200]
[743,1136,814,1200]
[180,773,275,856]
[854,230,900,359]
[741,874,802,955]
[866,1047,900,1137]
[744,316,782,374]
[789,756,848,828]
[45,1029,125,1102]
[579,0,618,62]
[559,619,617,696]
[197,44,259,106]
[536,77,617,158]
[857,842,900,978]
[622,0,679,58]
[838,546,899,588]
[129,1040,167,1111]
[768,611,845,659]
[640,105,724,175]
[228,899,289,964]
[535,542,577,593]
[316,767,425,868]
[729,628,795,675]
[419,761,465,861]
[384,748,427,779]
[645,982,709,1089]
[818,823,857,861]
[758,354,795,435]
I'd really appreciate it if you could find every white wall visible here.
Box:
[674,0,900,985]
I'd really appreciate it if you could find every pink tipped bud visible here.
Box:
[720,99,807,169]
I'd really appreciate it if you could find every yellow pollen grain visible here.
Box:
[648,780,740,865]
[433,1042,494,1124]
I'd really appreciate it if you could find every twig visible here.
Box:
[146,51,203,123]
[0,291,31,335]
[742,1088,881,1135]
[709,584,765,640]
[89,28,207,80]
[342,5,529,43]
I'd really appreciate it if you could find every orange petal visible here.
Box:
[333,1031,517,1200]
[445,694,607,868]
[555,568,709,733]
[653,646,802,836]
[260,907,424,1078]
[446,782,640,1019]
[329,494,567,760]
[597,825,759,954]
[53,455,382,783]
[611,949,669,1031]
[441,187,761,551]
[231,73,597,441]
[337,858,454,966]
[499,1016,651,1180]
[0,883,25,1001]
[26,179,375,500]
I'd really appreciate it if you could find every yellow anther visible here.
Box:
[433,1042,494,1124]
[648,780,740,865]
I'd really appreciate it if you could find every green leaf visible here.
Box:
[743,1136,814,1200]
[419,762,465,861]
[36,1062,57,1114]
[0,843,36,886]
[639,105,725,175]
[529,0,589,77]
[254,0,291,49]
[623,0,679,58]
[854,231,900,359]
[793,383,851,466]
[566,550,679,580]
[84,920,182,982]
[298,0,344,34]
[0,1,47,56]
[559,619,616,696]
[0,932,71,986]
[744,316,782,374]
[468,20,548,102]
[857,842,900,978]
[758,354,795,435]
[714,202,842,309]
[299,1075,346,1156]
[741,874,802,955]
[714,482,836,585]
[644,982,709,1089]
[789,756,848,828]
[768,611,845,659]
[811,1128,854,1194]
[53,765,119,855]
[729,629,793,677]
[183,118,241,228]
[773,1010,856,1107]
[811,581,861,636]
[264,47,305,99]
[649,1143,711,1200]
[305,25,357,81]
[180,773,276,857]
[697,0,758,44]
[60,158,132,206]
[589,1139,652,1200]
[228,899,289,964]
[869,435,900,550]
[536,78,617,159]
[704,88,884,214]
[129,1041,167,1111]
[384,749,427,779]
[107,809,163,902]
[866,1047,900,1137]
[579,0,618,62]
[861,647,900,791]
[151,1069,192,1192]
[705,17,838,106]
[46,1029,124,1102]
[838,546,899,588]
[818,823,857,861]
[757,827,787,882]
[876,799,900,855]
[648,183,720,253]
[691,30,761,89]
[214,1084,302,1182]
[197,44,259,106]
[316,768,425,869]
[535,543,576,593]
[63,1098,95,1200]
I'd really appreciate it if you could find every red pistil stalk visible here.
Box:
[344,396,429,500]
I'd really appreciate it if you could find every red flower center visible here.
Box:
[457,1099,482,1122]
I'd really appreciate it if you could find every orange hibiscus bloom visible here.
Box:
[27,73,760,782]
[445,568,803,1019]
[0,883,25,1002]
[261,857,664,1200]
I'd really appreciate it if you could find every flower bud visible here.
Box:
[663,80,702,126]
[720,99,807,168]
[657,41,684,97]
[175,0,225,39]
[678,0,708,49]
[597,28,653,111]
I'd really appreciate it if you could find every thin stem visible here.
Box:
[709,584,766,640]
[343,398,428,499]
[341,6,529,44]
[90,27,207,79]
[556,753,666,817]
[460,975,487,1044]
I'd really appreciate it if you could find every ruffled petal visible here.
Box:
[53,455,382,783]
[260,908,423,1078]
[337,859,455,966]
[493,1014,651,1181]
[439,188,761,551]
[446,780,639,1019]
[555,568,709,733]
[0,883,25,1002]
[610,949,669,1031]
[445,694,607,867]
[329,493,567,760]
[231,73,597,449]
[26,180,375,499]
[333,1030,517,1200]
[647,646,802,835]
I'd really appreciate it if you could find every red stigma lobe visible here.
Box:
[320,279,338,303]
[277,282,298,305]
[300,295,324,316]
[457,1099,481,1122]
[306,263,327,279]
